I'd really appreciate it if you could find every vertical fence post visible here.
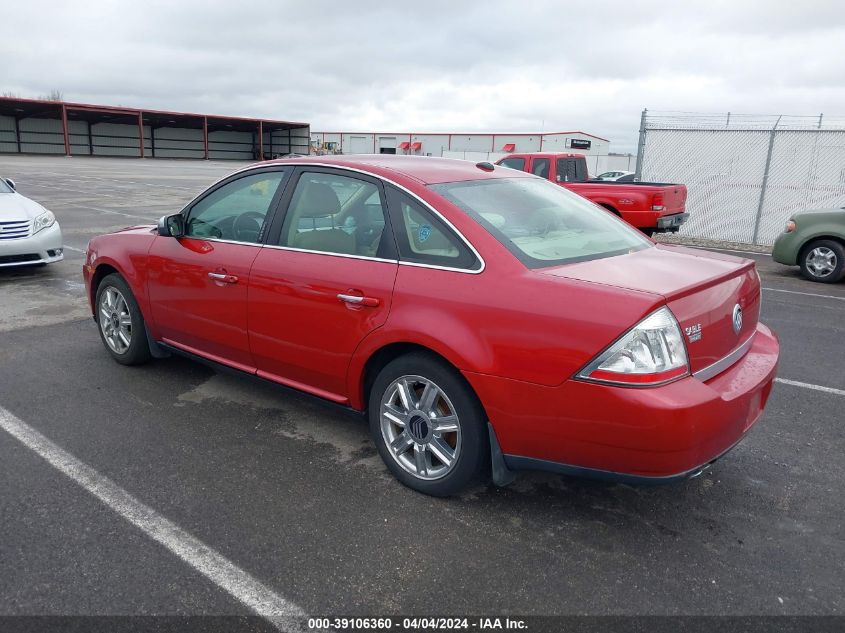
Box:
[258,121,264,160]
[818,113,824,129]
[752,115,782,245]
[634,108,647,181]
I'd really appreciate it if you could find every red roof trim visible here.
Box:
[0,96,308,127]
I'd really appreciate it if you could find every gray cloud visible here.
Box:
[2,0,843,152]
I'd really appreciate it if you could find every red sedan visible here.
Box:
[83,156,779,496]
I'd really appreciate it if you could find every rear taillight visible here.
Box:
[651,192,665,211]
[577,306,689,387]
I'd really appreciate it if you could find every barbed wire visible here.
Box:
[643,111,845,131]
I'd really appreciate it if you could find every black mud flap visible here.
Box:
[488,422,516,487]
[145,324,171,359]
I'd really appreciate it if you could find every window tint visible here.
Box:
[531,158,550,179]
[430,177,650,269]
[278,172,389,258]
[186,170,286,243]
[386,187,479,270]
[498,157,525,171]
[556,158,588,183]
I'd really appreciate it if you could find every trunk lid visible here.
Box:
[539,244,760,374]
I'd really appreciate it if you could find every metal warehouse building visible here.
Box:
[312,130,612,173]
[0,97,310,160]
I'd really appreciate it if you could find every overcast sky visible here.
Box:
[3,0,843,152]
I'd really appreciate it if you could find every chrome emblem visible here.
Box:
[732,304,743,335]
[685,323,702,342]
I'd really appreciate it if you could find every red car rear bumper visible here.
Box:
[465,323,779,482]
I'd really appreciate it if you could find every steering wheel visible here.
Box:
[233,211,266,242]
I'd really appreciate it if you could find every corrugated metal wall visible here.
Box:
[0,115,17,153]
[0,102,310,161]
[149,127,204,159]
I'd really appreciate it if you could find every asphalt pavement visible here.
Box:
[0,156,843,621]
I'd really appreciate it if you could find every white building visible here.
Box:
[311,130,612,175]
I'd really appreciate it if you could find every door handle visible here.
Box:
[208,272,239,284]
[337,293,380,307]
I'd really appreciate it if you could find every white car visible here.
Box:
[596,170,634,181]
[0,178,63,267]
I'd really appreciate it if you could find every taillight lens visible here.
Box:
[577,306,689,386]
[785,220,796,233]
[651,192,665,211]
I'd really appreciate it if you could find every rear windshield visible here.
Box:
[429,177,651,268]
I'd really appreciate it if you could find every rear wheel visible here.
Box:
[369,353,487,496]
[95,273,151,365]
[799,239,845,283]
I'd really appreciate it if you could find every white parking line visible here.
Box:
[763,287,845,302]
[62,245,85,253]
[776,378,845,397]
[0,405,305,629]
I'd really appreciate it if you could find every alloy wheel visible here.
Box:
[806,246,837,278]
[380,375,462,481]
[99,286,132,354]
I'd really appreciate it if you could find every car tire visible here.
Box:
[799,239,845,283]
[368,352,488,496]
[94,273,152,365]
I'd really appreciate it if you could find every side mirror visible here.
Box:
[5,178,16,191]
[158,213,185,237]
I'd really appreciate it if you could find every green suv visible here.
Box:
[772,209,845,283]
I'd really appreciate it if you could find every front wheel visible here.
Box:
[799,239,845,283]
[95,273,152,365]
[369,353,488,496]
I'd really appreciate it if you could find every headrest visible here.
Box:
[295,181,341,218]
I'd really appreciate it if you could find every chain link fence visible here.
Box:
[635,111,845,245]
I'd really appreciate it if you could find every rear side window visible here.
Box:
[498,157,525,171]
[556,158,588,182]
[385,186,480,271]
[278,171,391,258]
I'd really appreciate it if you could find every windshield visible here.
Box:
[430,177,651,268]
[0,179,12,194]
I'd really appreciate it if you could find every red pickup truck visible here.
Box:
[496,152,688,235]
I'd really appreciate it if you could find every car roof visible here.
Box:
[258,154,535,185]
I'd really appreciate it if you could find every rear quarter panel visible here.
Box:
[346,265,662,409]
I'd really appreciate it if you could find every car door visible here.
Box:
[147,167,290,370]
[248,167,398,401]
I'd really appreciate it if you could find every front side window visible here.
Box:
[386,187,479,270]
[0,179,12,194]
[186,170,286,243]
[498,157,525,171]
[278,172,390,258]
[430,177,651,268]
